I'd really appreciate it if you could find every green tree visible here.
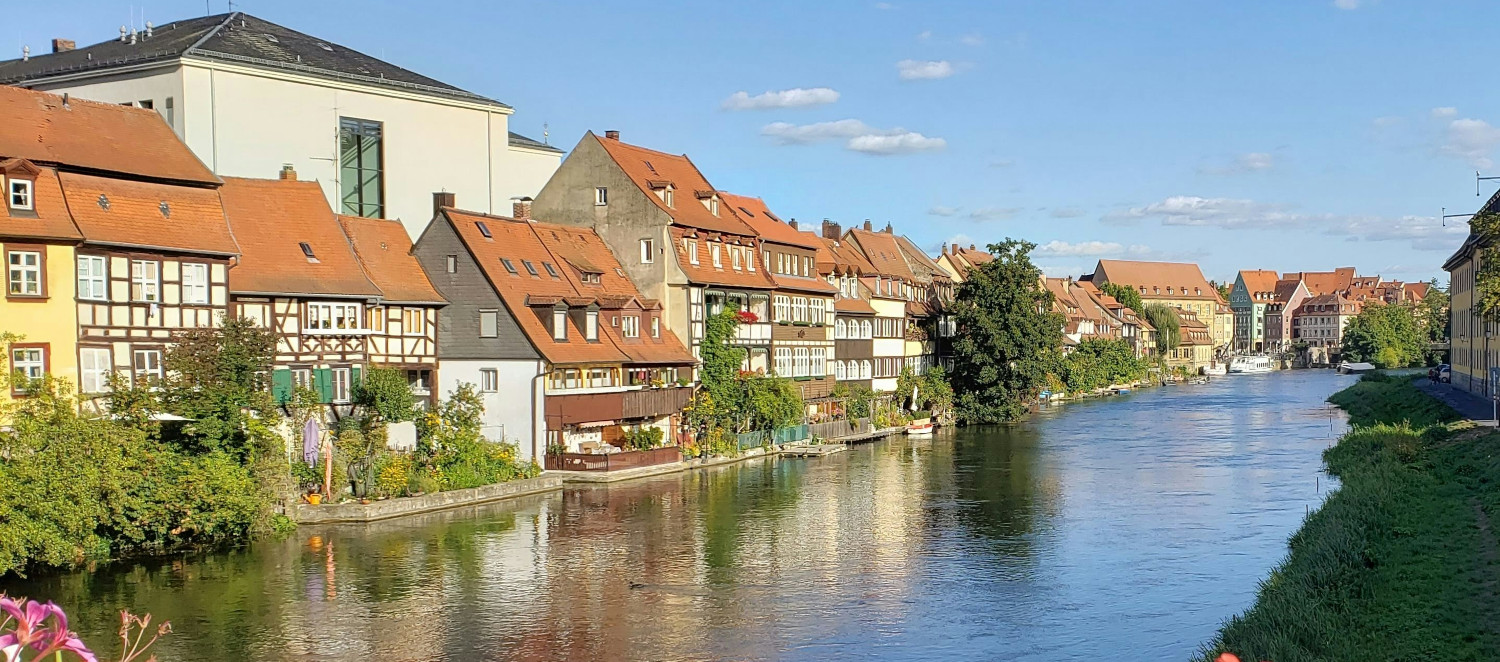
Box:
[1098,281,1144,312]
[160,316,281,458]
[1416,279,1449,364]
[743,376,804,432]
[1141,303,1181,354]
[688,307,748,433]
[354,366,416,423]
[948,239,1065,423]
[1341,302,1426,368]
[1062,338,1147,393]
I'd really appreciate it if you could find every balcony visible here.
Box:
[544,385,694,427]
[545,446,682,472]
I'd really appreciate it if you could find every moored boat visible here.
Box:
[1228,356,1273,374]
[1201,363,1227,376]
[906,418,935,436]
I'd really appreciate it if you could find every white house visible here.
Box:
[0,12,561,240]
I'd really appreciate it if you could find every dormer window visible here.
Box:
[664,187,675,207]
[8,179,33,210]
[711,243,722,268]
[586,309,599,342]
[732,247,742,270]
[684,238,699,265]
[553,307,568,341]
[710,197,720,216]
[622,315,640,338]
[652,316,660,338]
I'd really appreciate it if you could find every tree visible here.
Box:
[1416,279,1450,364]
[743,376,804,432]
[1098,281,1143,312]
[1211,280,1231,301]
[1341,302,1426,368]
[688,307,748,434]
[160,316,281,458]
[354,366,416,423]
[1140,303,1181,354]
[948,239,1065,423]
[1062,338,1148,393]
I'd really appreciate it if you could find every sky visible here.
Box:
[10,0,1497,285]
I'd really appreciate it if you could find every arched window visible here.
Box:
[862,320,873,339]
[835,361,846,380]
[836,319,847,339]
[861,360,872,380]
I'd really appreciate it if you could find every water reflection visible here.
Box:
[5,371,1353,661]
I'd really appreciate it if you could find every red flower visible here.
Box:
[735,311,759,323]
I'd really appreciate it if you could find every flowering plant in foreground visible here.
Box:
[0,596,169,662]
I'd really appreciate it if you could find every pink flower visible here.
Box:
[0,596,96,662]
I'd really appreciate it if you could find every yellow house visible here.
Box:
[1090,259,1231,351]
[0,161,80,403]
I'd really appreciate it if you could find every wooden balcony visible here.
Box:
[545,446,682,472]
[544,385,694,427]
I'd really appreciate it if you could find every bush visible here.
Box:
[621,426,665,451]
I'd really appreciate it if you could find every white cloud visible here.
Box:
[959,34,985,46]
[1199,152,1274,175]
[967,207,1021,221]
[897,59,956,80]
[1431,106,1458,118]
[1334,0,1361,8]
[917,30,932,41]
[990,159,1016,168]
[1035,241,1123,257]
[1371,115,1403,129]
[1439,117,1500,168]
[1040,263,1087,278]
[1050,207,1086,218]
[928,205,959,217]
[761,119,946,155]
[875,2,894,8]
[721,87,840,111]
[1106,194,1468,252]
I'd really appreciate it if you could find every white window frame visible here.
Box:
[794,347,810,377]
[480,368,499,392]
[77,255,107,301]
[774,295,791,322]
[331,367,351,403]
[622,315,640,338]
[479,309,499,338]
[553,309,568,341]
[640,239,654,264]
[11,346,45,382]
[130,260,160,302]
[9,179,33,210]
[775,347,792,377]
[586,310,599,341]
[403,308,426,336]
[8,250,41,296]
[132,349,163,384]
[685,239,699,265]
[306,302,363,332]
[595,187,608,206]
[79,347,112,394]
[181,262,209,305]
[711,243,722,268]
[812,347,826,377]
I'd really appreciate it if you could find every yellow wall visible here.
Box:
[1142,296,1229,347]
[0,242,79,403]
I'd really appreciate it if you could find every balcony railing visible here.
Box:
[544,446,682,472]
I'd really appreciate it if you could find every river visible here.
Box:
[5,370,1354,661]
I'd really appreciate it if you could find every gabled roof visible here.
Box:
[720,192,821,250]
[1271,278,1309,304]
[894,235,946,282]
[219,177,381,298]
[1236,270,1280,301]
[944,244,994,278]
[337,215,445,305]
[0,14,507,108]
[443,208,694,366]
[591,132,755,236]
[846,228,915,280]
[61,172,237,255]
[508,131,563,154]
[669,226,775,290]
[0,166,82,242]
[1284,267,1357,296]
[1094,259,1216,301]
[816,236,876,276]
[771,273,839,295]
[0,86,217,185]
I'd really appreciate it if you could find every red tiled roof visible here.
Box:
[0,165,81,241]
[1094,259,1216,301]
[894,235,946,280]
[720,192,821,250]
[337,215,445,305]
[834,297,876,315]
[60,172,237,255]
[846,229,915,280]
[1284,267,1356,296]
[669,226,775,289]
[948,245,993,277]
[0,86,218,185]
[1237,269,1280,301]
[592,132,755,236]
[771,273,839,295]
[816,236,876,276]
[219,177,380,298]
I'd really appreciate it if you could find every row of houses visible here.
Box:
[1226,266,1430,362]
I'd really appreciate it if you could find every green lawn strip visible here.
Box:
[1196,376,1497,661]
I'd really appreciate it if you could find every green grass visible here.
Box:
[1196,377,1499,661]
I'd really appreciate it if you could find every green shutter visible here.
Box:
[351,365,363,391]
[315,368,334,403]
[271,369,293,403]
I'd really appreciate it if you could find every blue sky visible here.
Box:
[12,1,1496,284]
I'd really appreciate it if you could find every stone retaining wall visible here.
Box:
[291,475,563,524]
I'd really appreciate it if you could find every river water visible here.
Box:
[6,371,1354,661]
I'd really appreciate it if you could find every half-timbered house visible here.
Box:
[337,214,444,405]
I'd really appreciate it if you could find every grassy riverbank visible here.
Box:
[1197,373,1498,661]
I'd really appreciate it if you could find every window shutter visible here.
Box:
[271,369,293,403]
[315,368,333,403]
[351,365,363,392]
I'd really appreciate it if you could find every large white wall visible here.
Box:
[39,60,560,240]
[439,359,546,463]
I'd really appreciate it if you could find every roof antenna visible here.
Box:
[1441,207,1474,228]
[1479,170,1500,197]
[20,46,28,62]
[543,123,550,145]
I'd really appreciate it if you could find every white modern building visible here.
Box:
[0,12,561,240]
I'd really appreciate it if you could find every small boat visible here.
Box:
[1228,356,1274,374]
[1188,377,1209,385]
[1201,363,1227,376]
[906,418,935,436]
[1338,362,1376,374]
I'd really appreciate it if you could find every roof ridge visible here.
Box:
[593,132,693,161]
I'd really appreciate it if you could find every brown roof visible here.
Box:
[0,85,217,185]
[1094,259,1216,301]
[1237,269,1280,301]
[894,235,947,281]
[445,208,694,366]
[592,132,755,236]
[834,297,876,315]
[60,172,237,255]
[816,236,876,276]
[219,177,380,298]
[669,226,775,290]
[720,192,821,250]
[1284,267,1356,296]
[846,229,915,280]
[946,245,993,278]
[1404,282,1431,301]
[337,215,445,305]
[0,164,81,241]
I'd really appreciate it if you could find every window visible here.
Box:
[403,308,425,335]
[480,368,499,392]
[711,243,722,268]
[774,295,791,322]
[181,263,209,304]
[10,345,46,387]
[368,307,387,332]
[479,310,499,338]
[795,348,810,377]
[640,239,655,264]
[79,347,112,394]
[595,187,608,205]
[836,360,847,380]
[732,248,742,270]
[476,222,492,238]
[523,260,539,277]
[446,255,457,273]
[775,348,792,376]
[293,368,314,390]
[687,240,699,264]
[812,347,826,377]
[861,360,872,380]
[543,262,559,279]
[586,310,599,341]
[77,255,107,300]
[746,248,755,272]
[651,316,660,338]
[8,179,33,210]
[163,97,174,128]
[339,117,384,217]
[710,198,720,216]
[664,188,675,207]
[553,309,568,341]
[132,349,162,384]
[130,260,159,302]
[622,315,640,338]
[7,250,41,296]
[501,258,518,275]
[305,302,362,331]
[331,367,351,403]
[407,369,431,394]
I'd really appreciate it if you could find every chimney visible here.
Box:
[863,219,872,231]
[21,46,28,62]
[969,244,976,251]
[788,218,798,230]
[883,223,893,233]
[604,130,620,140]
[278,164,297,181]
[51,39,75,53]
[119,26,128,43]
[821,219,841,240]
[433,191,456,215]
[512,196,533,220]
[941,242,948,255]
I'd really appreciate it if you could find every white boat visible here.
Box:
[906,418,935,436]
[1228,356,1274,374]
[1201,363,1227,376]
